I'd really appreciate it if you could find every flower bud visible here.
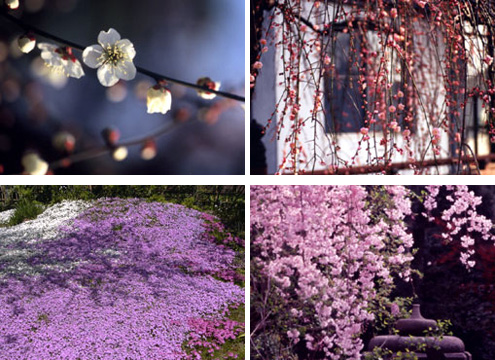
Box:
[18,34,36,54]
[140,139,157,160]
[112,146,128,161]
[146,85,172,114]
[5,0,19,9]
[52,131,76,152]
[484,55,493,66]
[101,127,120,147]
[253,61,263,70]
[22,153,48,175]
[196,77,220,100]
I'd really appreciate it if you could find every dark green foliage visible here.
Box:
[0,186,245,238]
[8,199,44,226]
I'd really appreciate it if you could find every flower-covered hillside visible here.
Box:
[0,199,244,360]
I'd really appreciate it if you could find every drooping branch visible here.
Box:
[253,0,495,174]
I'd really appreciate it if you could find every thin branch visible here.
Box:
[0,8,245,102]
[49,121,179,170]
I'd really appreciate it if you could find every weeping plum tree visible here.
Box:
[250,185,495,359]
[251,0,495,174]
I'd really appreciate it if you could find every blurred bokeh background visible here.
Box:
[0,0,245,174]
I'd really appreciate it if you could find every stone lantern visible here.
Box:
[364,304,472,359]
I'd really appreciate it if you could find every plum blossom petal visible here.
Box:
[66,60,85,79]
[114,60,136,81]
[98,28,121,48]
[97,64,119,87]
[82,45,104,68]
[116,39,136,60]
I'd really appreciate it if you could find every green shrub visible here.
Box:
[8,200,44,226]
[181,196,200,210]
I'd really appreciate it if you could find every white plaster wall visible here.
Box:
[253,1,462,174]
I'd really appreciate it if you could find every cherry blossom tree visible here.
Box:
[251,185,495,359]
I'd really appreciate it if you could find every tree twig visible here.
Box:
[0,8,245,102]
[49,121,179,170]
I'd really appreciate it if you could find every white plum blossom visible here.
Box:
[83,28,136,87]
[146,85,172,114]
[5,0,19,10]
[38,43,84,79]
[112,146,128,161]
[196,77,220,99]
[52,131,76,152]
[21,153,49,175]
[18,34,36,53]
[140,139,157,160]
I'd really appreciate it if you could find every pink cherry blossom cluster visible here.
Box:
[251,185,414,359]
[422,185,495,268]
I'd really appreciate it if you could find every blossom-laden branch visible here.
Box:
[251,185,495,359]
[251,186,415,359]
[0,8,245,102]
[422,185,495,268]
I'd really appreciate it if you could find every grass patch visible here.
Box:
[8,200,44,226]
[216,304,245,359]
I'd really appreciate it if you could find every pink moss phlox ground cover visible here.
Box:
[184,317,243,360]
[199,214,245,284]
[201,214,244,248]
[0,198,244,360]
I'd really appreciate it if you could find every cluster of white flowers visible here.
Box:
[0,200,91,278]
[0,209,15,225]
[29,28,136,86]
[0,200,90,245]
[21,27,220,103]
